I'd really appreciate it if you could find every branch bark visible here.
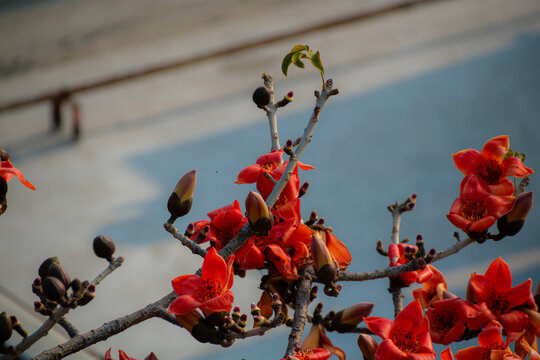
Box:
[284,272,312,357]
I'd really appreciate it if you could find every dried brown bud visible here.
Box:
[298,182,309,198]
[38,256,60,279]
[0,148,9,162]
[252,86,271,108]
[167,170,197,224]
[47,263,71,289]
[42,276,66,302]
[0,312,13,342]
[93,234,116,261]
[245,191,273,234]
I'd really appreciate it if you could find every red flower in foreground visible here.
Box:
[169,247,234,315]
[447,175,515,235]
[281,348,331,360]
[364,300,436,360]
[453,135,533,195]
[236,149,314,208]
[104,348,158,360]
[426,297,480,345]
[467,257,533,333]
[388,243,433,286]
[0,158,36,190]
[454,321,520,360]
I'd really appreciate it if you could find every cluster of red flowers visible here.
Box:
[168,149,351,323]
[446,135,533,237]
[358,257,540,360]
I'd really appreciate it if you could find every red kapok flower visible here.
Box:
[388,243,433,286]
[236,149,314,208]
[447,175,516,235]
[0,157,36,190]
[364,300,436,360]
[169,247,234,315]
[190,200,247,249]
[453,135,533,195]
[426,297,481,345]
[467,257,533,333]
[454,320,520,360]
[412,265,448,308]
[281,348,331,360]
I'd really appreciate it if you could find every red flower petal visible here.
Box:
[453,149,483,175]
[201,290,234,313]
[455,346,488,360]
[325,231,351,270]
[468,274,495,303]
[256,149,283,166]
[394,301,424,333]
[364,316,393,339]
[477,321,504,348]
[484,257,512,292]
[0,162,36,190]
[297,161,316,171]
[375,339,408,360]
[497,310,529,333]
[446,213,470,232]
[202,247,227,286]
[171,275,202,296]
[168,295,202,315]
[235,164,261,184]
[486,195,516,219]
[467,216,495,233]
[235,240,265,270]
[487,178,515,196]
[481,135,509,163]
[441,348,455,360]
[502,156,534,178]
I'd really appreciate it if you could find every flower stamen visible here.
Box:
[459,199,488,222]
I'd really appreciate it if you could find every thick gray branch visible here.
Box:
[284,273,312,357]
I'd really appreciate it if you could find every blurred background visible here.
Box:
[1,0,539,358]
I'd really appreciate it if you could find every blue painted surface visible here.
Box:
[99,31,540,359]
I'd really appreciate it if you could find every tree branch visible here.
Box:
[164,223,207,258]
[284,272,312,357]
[262,74,281,152]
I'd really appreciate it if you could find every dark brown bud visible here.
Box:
[0,312,12,342]
[298,182,309,198]
[191,320,220,344]
[167,170,197,224]
[245,191,273,234]
[184,223,195,238]
[311,235,337,285]
[42,276,66,302]
[38,256,60,279]
[0,149,9,162]
[0,177,7,198]
[252,86,271,108]
[47,263,71,289]
[93,235,116,261]
[77,287,95,306]
[497,191,533,237]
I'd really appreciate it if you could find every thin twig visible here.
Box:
[262,74,281,151]
[155,308,181,328]
[264,172,278,185]
[164,223,208,258]
[284,272,312,357]
[331,236,475,282]
[1,258,124,360]
[57,318,80,338]
[267,79,338,209]
[31,292,176,360]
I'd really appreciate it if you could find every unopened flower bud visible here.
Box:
[417,257,426,269]
[245,191,273,234]
[0,148,9,162]
[305,210,318,226]
[38,256,60,279]
[194,225,209,244]
[317,218,325,226]
[253,315,266,326]
[77,288,95,306]
[34,301,45,312]
[497,191,533,237]
[252,86,271,108]
[238,314,248,328]
[167,170,197,224]
[298,182,309,198]
[311,235,337,285]
[357,334,378,360]
[92,234,116,261]
[0,312,13,342]
[70,278,83,296]
[47,263,71,289]
[184,223,195,238]
[331,302,374,333]
[191,320,219,344]
[42,276,66,302]
[535,281,540,309]
[310,285,319,301]
[250,302,261,316]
